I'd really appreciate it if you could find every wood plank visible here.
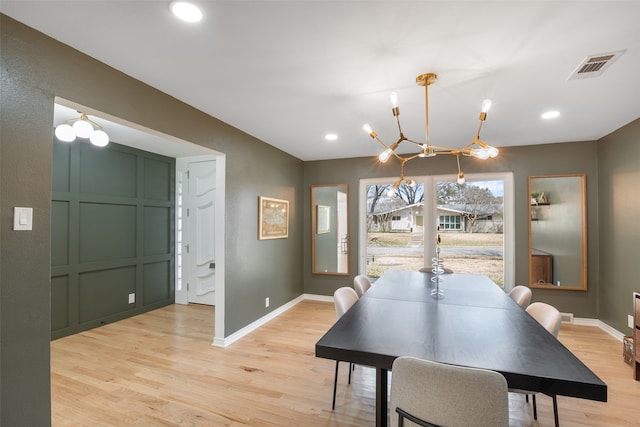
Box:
[52,302,640,426]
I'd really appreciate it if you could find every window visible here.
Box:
[360,172,514,289]
[439,215,461,230]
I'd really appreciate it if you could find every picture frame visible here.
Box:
[258,196,289,240]
[316,205,330,234]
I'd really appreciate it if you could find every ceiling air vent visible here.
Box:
[568,49,626,80]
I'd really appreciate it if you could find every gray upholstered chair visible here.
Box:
[331,286,359,409]
[513,302,563,426]
[508,285,532,308]
[390,356,509,427]
[527,302,562,338]
[353,274,372,297]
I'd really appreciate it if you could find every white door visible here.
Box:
[186,160,216,305]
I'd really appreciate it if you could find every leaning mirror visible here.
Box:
[312,184,349,275]
[529,174,587,290]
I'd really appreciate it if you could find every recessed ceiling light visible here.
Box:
[541,111,560,120]
[325,134,338,141]
[170,1,203,23]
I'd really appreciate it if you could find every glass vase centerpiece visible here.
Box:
[431,233,445,298]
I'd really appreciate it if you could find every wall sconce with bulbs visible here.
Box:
[54,112,109,147]
[363,73,499,192]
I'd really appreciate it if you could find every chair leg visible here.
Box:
[532,394,537,420]
[552,395,559,427]
[332,361,339,410]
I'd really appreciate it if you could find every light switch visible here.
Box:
[13,207,33,231]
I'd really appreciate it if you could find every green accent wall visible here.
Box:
[51,138,175,339]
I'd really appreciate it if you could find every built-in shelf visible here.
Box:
[531,202,550,206]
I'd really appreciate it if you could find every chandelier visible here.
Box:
[55,112,110,147]
[363,73,498,189]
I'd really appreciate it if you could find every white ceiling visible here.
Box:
[2,1,640,161]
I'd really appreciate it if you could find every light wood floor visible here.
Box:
[51,301,640,426]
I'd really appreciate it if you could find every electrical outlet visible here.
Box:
[265,297,270,308]
[629,315,634,329]
[129,293,135,304]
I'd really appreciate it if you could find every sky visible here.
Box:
[469,180,504,197]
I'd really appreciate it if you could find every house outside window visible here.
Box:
[439,215,461,230]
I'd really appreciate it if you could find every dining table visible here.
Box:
[315,270,607,427]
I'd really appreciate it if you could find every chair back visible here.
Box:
[509,285,532,308]
[353,275,372,297]
[390,356,509,427]
[333,287,359,319]
[526,302,562,337]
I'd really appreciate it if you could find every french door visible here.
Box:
[360,172,514,289]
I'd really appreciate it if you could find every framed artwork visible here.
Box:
[259,196,289,239]
[316,205,330,234]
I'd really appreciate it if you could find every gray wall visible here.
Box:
[1,15,303,425]
[303,141,601,320]
[3,11,639,426]
[597,118,640,333]
[304,117,638,335]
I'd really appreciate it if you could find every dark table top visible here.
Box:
[316,270,607,402]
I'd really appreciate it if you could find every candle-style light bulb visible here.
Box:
[481,99,492,113]
[379,149,393,163]
[390,92,399,108]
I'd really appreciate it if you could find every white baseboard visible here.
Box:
[572,317,626,342]
[302,293,334,303]
[212,293,332,347]
[213,297,628,348]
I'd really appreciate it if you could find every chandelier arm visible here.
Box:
[399,158,407,178]
[395,112,404,137]
[65,113,104,131]
[84,117,104,131]
[456,154,466,184]
[404,138,426,147]
[390,149,411,162]
[424,81,430,146]
[371,134,392,151]
[427,146,462,155]
[395,152,426,163]
[475,119,485,139]
[387,134,409,160]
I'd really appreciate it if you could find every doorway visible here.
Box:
[175,158,219,307]
[53,99,226,342]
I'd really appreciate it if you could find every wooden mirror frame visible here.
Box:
[311,184,349,275]
[529,174,587,291]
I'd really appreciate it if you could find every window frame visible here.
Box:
[359,172,515,290]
